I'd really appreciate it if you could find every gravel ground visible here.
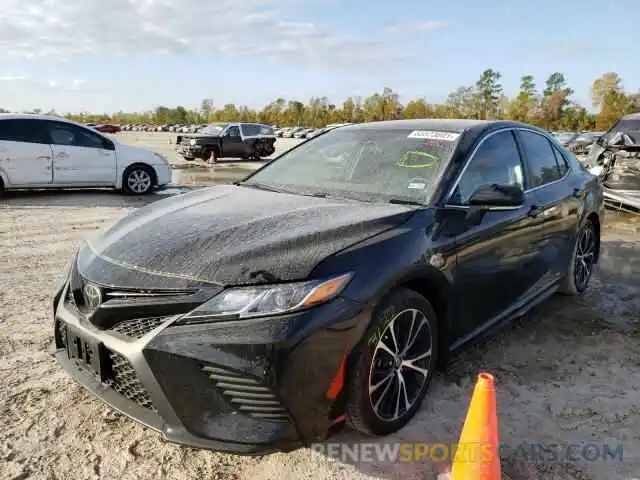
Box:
[1,134,639,480]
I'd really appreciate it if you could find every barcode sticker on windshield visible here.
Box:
[407,130,460,141]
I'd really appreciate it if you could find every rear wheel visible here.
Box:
[123,165,155,195]
[560,219,597,295]
[0,178,4,198]
[346,288,438,436]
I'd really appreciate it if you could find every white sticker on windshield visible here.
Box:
[407,130,460,141]
[408,182,426,189]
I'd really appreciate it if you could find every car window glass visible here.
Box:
[519,130,562,188]
[0,119,48,144]
[552,144,570,177]
[449,130,525,206]
[226,126,241,137]
[242,124,259,136]
[48,122,106,149]
[258,125,274,135]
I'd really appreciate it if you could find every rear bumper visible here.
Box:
[53,281,370,453]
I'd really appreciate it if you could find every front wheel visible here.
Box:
[560,219,597,295]
[346,288,438,436]
[123,165,155,195]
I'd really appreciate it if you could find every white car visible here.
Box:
[0,114,171,196]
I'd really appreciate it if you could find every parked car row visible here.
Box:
[275,123,352,139]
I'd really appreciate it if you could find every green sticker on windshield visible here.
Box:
[397,151,439,168]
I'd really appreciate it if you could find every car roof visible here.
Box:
[339,118,533,133]
[0,113,91,130]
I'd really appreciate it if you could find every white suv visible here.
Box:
[0,114,171,196]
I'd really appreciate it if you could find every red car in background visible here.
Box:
[92,124,121,133]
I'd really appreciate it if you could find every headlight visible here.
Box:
[189,138,197,146]
[176,273,353,324]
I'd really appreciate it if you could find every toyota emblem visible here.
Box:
[83,283,102,310]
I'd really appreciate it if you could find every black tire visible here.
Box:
[0,178,4,198]
[559,219,597,296]
[122,165,155,195]
[346,288,438,436]
[182,155,195,161]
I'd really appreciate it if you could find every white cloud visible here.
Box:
[0,0,448,72]
[383,20,449,34]
[0,75,95,92]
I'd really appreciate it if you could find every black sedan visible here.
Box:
[52,119,604,454]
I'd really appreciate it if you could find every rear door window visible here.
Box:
[518,130,563,188]
[0,119,49,144]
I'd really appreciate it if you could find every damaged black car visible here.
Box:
[175,122,276,162]
[582,112,640,213]
[53,119,604,454]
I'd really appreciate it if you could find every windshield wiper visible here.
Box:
[235,182,293,194]
[388,199,425,206]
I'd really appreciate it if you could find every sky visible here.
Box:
[0,0,637,114]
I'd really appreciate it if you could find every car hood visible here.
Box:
[78,185,417,288]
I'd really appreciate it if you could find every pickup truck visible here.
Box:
[176,122,276,162]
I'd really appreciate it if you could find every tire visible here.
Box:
[122,165,155,195]
[0,178,4,198]
[346,288,438,436]
[182,155,195,161]
[559,219,597,296]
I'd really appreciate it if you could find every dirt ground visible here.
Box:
[1,134,639,480]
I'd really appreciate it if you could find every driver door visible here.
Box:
[444,129,545,342]
[220,125,245,158]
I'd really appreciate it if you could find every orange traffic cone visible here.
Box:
[451,372,501,480]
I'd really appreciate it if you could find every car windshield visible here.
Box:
[242,127,460,204]
[198,123,227,134]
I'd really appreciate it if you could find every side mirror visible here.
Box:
[468,183,524,209]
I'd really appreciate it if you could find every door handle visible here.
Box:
[527,205,540,218]
[56,152,69,158]
[37,155,51,160]
[572,188,584,199]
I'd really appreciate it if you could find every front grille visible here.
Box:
[203,365,289,422]
[110,317,166,339]
[106,351,155,411]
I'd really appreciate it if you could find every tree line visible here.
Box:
[10,70,640,132]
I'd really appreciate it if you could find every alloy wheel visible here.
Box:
[127,170,152,193]
[368,308,432,422]
[574,224,596,290]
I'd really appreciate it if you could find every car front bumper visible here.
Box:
[53,281,370,453]
[176,144,204,158]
